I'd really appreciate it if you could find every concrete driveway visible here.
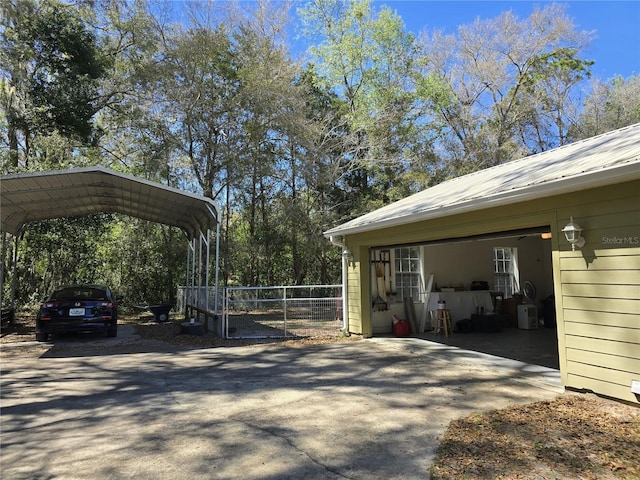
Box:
[1,327,562,479]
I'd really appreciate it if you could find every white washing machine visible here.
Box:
[518,304,538,329]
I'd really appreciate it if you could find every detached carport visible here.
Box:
[0,166,220,329]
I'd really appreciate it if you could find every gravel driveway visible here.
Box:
[1,326,562,479]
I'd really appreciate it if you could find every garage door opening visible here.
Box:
[369,226,560,369]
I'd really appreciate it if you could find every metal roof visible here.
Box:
[0,166,218,238]
[325,123,640,237]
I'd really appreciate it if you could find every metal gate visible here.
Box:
[222,285,342,339]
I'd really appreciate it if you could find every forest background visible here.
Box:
[1,0,639,308]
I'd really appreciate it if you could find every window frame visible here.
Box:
[493,247,519,298]
[394,246,422,301]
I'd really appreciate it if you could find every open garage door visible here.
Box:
[369,227,559,369]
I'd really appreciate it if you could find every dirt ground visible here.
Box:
[2,312,638,479]
[430,395,639,479]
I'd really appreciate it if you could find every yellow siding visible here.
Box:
[567,349,640,372]
[564,335,639,359]
[560,269,639,284]
[555,181,639,403]
[563,322,639,343]
[563,297,639,315]
[561,284,639,300]
[564,309,639,328]
[567,361,637,387]
[560,255,640,270]
[566,374,639,404]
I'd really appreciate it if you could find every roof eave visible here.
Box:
[323,161,640,238]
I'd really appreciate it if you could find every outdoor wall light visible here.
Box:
[562,217,585,250]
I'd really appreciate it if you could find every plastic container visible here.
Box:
[392,315,411,337]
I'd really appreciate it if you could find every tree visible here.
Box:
[518,47,593,150]
[0,0,108,170]
[575,75,640,139]
[230,7,315,286]
[418,4,594,173]
[299,0,430,216]
[16,215,114,303]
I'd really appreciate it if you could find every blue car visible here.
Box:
[35,285,120,342]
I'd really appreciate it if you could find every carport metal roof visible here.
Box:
[0,166,218,238]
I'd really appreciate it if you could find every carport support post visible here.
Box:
[203,228,213,332]
[183,227,218,333]
[9,233,18,308]
[0,232,6,308]
[214,222,220,335]
[188,237,196,318]
[197,232,203,320]
[185,238,194,318]
[194,229,215,333]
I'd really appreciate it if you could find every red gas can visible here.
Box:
[392,315,410,337]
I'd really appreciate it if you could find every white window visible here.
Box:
[493,247,519,298]
[394,246,421,300]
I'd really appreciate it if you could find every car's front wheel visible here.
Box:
[35,332,48,342]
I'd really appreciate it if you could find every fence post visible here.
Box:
[283,286,288,338]
[222,288,227,338]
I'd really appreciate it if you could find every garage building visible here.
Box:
[325,123,640,404]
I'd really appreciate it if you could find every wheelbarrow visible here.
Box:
[134,304,174,322]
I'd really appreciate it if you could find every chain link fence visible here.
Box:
[221,285,343,339]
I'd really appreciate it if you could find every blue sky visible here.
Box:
[370,1,640,80]
[164,1,639,81]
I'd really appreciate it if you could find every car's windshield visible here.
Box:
[51,288,108,301]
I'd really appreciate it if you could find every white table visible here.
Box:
[427,291,493,323]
